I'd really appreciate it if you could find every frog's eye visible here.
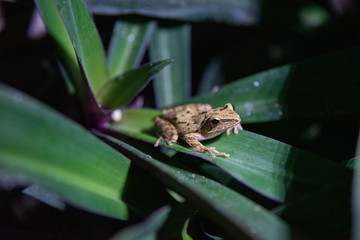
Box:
[211,119,220,125]
[224,103,235,111]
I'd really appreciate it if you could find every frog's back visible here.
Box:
[162,103,211,137]
[162,103,211,119]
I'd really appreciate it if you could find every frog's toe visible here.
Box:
[207,147,230,158]
[154,137,163,147]
[226,123,243,135]
[154,137,176,147]
[165,139,174,146]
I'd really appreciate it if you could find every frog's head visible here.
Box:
[201,103,241,135]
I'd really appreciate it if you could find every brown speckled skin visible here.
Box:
[154,103,242,158]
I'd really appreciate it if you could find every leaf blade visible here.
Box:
[97,59,173,109]
[150,24,191,108]
[110,108,352,202]
[110,206,171,240]
[97,132,293,240]
[107,20,156,79]
[56,0,108,94]
[190,47,360,123]
[0,83,130,219]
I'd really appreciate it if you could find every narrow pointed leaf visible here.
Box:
[110,108,352,202]
[190,47,360,123]
[97,59,173,109]
[87,0,260,25]
[97,132,293,240]
[150,24,191,108]
[0,83,131,219]
[56,0,108,94]
[107,20,156,79]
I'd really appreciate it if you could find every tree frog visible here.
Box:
[154,103,243,158]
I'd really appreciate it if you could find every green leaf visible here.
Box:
[107,20,156,79]
[96,132,293,240]
[111,108,352,202]
[110,206,171,240]
[97,59,173,109]
[0,83,131,219]
[86,0,260,25]
[56,0,108,94]
[190,47,360,123]
[150,24,191,108]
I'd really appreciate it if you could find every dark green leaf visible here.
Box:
[87,0,260,25]
[150,24,191,108]
[97,59,173,109]
[190,47,360,123]
[110,206,171,240]
[0,83,130,219]
[96,132,293,240]
[56,0,108,94]
[107,20,156,79]
[111,108,352,202]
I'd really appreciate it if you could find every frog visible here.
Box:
[154,103,243,158]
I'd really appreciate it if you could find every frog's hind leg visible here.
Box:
[154,117,178,147]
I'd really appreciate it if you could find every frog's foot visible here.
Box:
[226,123,243,135]
[206,147,230,158]
[154,137,175,147]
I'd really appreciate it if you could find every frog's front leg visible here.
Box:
[154,117,178,147]
[226,123,243,135]
[183,133,230,158]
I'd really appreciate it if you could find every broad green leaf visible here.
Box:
[36,0,102,119]
[190,47,360,123]
[56,0,108,94]
[110,206,171,240]
[97,59,173,109]
[96,132,293,240]
[352,131,360,240]
[150,24,191,108]
[107,20,156,79]
[0,83,131,219]
[111,108,352,202]
[86,0,260,25]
